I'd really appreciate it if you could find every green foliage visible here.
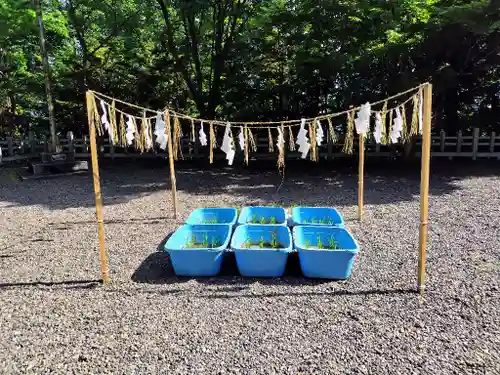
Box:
[1,0,499,137]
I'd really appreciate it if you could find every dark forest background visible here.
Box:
[0,0,499,138]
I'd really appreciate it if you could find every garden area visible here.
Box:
[1,160,499,374]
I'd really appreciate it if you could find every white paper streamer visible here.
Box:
[354,102,371,135]
[199,121,208,146]
[125,115,135,145]
[374,113,383,144]
[296,118,311,159]
[315,120,324,146]
[99,99,110,134]
[153,112,168,150]
[391,108,403,143]
[238,127,245,150]
[418,92,423,134]
[221,122,235,165]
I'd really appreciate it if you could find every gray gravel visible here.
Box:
[1,161,499,375]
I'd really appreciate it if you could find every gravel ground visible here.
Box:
[0,160,499,375]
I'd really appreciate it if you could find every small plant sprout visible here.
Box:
[243,238,251,248]
[259,217,266,224]
[251,214,258,224]
[201,233,209,247]
[205,218,218,224]
[304,239,311,249]
[270,216,277,224]
[259,236,265,248]
[271,231,278,248]
[311,217,318,224]
[329,235,338,249]
[317,235,324,249]
[212,237,221,248]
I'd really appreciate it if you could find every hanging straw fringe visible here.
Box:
[191,119,195,142]
[401,104,408,143]
[248,128,257,152]
[244,125,249,165]
[91,94,103,136]
[327,117,337,143]
[172,115,183,160]
[288,126,296,151]
[278,124,285,170]
[410,94,419,137]
[132,117,140,149]
[267,127,274,152]
[381,101,388,145]
[119,113,126,147]
[110,100,118,144]
[209,122,215,164]
[139,112,147,153]
[388,109,394,144]
[309,121,317,161]
[342,111,354,154]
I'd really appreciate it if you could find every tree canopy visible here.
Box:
[0,0,498,137]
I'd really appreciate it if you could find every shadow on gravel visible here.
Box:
[133,233,371,288]
[2,158,499,210]
[0,279,102,290]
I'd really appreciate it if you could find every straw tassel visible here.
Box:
[209,122,215,164]
[248,127,257,152]
[309,121,317,161]
[410,94,419,137]
[288,126,296,151]
[244,125,249,165]
[381,101,388,145]
[401,104,408,142]
[278,124,285,170]
[132,117,141,149]
[268,127,274,153]
[388,109,394,144]
[191,119,196,142]
[327,117,337,143]
[110,100,118,144]
[119,113,126,147]
[172,115,183,160]
[342,111,355,154]
[91,94,103,136]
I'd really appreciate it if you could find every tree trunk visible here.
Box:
[35,0,57,152]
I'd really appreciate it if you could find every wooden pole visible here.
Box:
[418,83,432,294]
[358,134,365,221]
[86,92,110,284]
[165,111,178,219]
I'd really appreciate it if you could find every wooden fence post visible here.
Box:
[7,137,13,156]
[489,132,495,153]
[472,128,479,160]
[456,130,462,154]
[29,131,36,154]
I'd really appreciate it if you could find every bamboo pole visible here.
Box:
[86,92,110,283]
[165,110,178,219]
[418,83,432,294]
[358,134,365,221]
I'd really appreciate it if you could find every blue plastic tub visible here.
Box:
[291,207,344,226]
[237,206,287,225]
[164,224,232,276]
[231,225,292,277]
[185,208,238,227]
[293,226,359,279]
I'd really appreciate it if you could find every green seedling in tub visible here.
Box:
[212,237,221,248]
[205,218,218,224]
[259,236,265,248]
[201,233,209,247]
[320,217,329,224]
[259,217,266,224]
[317,235,324,249]
[303,219,308,224]
[242,239,252,248]
[329,235,338,250]
[311,217,318,224]
[251,214,258,224]
[271,231,278,248]
[304,239,311,249]
[270,216,277,224]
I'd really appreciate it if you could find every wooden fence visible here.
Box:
[1,128,499,163]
